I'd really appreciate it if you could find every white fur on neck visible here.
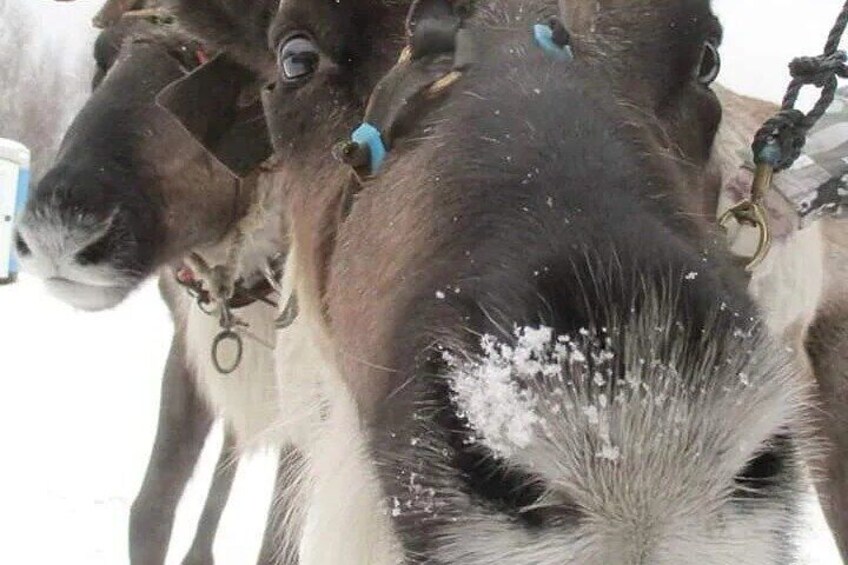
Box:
[183,295,279,449]
[273,240,404,565]
[747,222,825,339]
[180,173,287,450]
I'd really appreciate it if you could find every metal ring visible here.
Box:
[211,330,243,375]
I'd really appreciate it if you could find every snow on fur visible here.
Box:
[447,299,813,497]
[448,324,623,461]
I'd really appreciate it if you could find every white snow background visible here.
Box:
[0,0,845,563]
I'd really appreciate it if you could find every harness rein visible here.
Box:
[333,1,475,180]
[159,1,574,375]
[334,0,572,188]
[720,0,848,270]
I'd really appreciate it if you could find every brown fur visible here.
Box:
[808,217,848,559]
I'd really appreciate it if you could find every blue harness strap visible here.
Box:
[533,23,574,62]
[351,123,388,174]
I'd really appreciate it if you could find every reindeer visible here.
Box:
[567,5,848,557]
[714,85,848,560]
[164,0,819,562]
[14,2,292,563]
[28,0,848,560]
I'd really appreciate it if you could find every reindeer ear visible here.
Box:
[156,55,272,178]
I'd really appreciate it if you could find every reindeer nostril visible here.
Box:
[14,232,31,257]
[76,231,118,266]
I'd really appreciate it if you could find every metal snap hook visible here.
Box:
[218,303,235,329]
[718,161,775,272]
[719,200,771,272]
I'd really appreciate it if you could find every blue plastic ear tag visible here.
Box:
[533,23,574,62]
[351,123,387,174]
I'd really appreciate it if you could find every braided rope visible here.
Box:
[752,0,848,171]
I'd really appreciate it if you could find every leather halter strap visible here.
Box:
[335,4,574,180]
[334,0,476,179]
[176,264,278,310]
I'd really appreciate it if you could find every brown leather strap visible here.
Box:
[333,0,476,180]
[156,55,273,178]
[176,266,278,310]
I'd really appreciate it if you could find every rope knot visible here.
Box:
[752,109,807,171]
[722,0,848,270]
[789,51,848,87]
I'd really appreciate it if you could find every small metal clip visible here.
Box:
[719,162,775,271]
[196,294,217,315]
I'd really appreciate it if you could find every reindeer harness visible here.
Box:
[721,0,848,270]
[335,0,573,180]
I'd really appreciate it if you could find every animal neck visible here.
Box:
[175,170,287,306]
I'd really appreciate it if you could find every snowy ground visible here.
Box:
[1,0,847,563]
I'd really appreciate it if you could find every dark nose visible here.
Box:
[13,161,157,284]
[73,223,120,266]
[15,194,123,277]
[13,226,113,269]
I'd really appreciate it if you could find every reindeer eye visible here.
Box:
[277,34,320,82]
[696,42,721,85]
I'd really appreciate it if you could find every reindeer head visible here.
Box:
[15,8,267,310]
